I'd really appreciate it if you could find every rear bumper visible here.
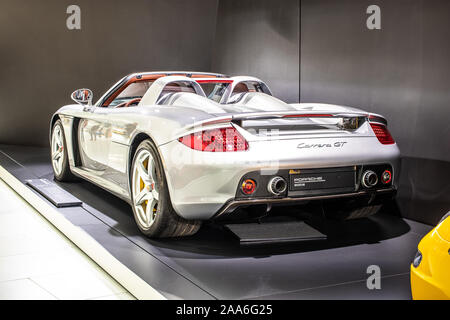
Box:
[214,187,396,218]
[159,137,400,220]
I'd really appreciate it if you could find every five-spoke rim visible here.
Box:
[132,149,159,229]
[51,124,64,176]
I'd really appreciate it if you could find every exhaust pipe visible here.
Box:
[268,176,287,195]
[362,170,378,188]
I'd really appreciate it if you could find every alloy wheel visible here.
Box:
[132,149,159,229]
[51,124,65,176]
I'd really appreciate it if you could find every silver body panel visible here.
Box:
[52,74,400,220]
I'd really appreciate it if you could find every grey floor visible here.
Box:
[0,144,433,299]
[0,179,134,300]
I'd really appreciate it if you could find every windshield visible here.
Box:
[109,81,154,106]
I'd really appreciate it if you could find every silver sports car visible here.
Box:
[50,71,400,238]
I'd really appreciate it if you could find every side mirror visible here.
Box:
[71,89,93,106]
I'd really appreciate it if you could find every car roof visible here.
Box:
[195,78,234,83]
[127,71,228,79]
[98,72,228,107]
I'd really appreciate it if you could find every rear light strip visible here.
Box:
[178,127,249,152]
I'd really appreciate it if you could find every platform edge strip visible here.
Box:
[0,165,166,300]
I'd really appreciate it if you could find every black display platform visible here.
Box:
[226,221,326,245]
[0,144,433,299]
[26,178,82,207]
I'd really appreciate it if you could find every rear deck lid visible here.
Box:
[236,113,372,141]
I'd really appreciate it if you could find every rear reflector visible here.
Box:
[381,170,392,184]
[178,127,249,152]
[370,123,395,145]
[241,179,257,195]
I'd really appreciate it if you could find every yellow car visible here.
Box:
[411,212,450,300]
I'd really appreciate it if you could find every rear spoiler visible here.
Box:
[183,111,387,131]
[231,110,368,121]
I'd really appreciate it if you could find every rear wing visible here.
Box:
[182,110,388,132]
[231,110,368,121]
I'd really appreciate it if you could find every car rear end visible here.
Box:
[158,111,400,220]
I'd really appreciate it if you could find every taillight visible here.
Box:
[370,123,395,145]
[178,127,249,152]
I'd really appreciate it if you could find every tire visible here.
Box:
[130,139,201,238]
[51,119,76,182]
